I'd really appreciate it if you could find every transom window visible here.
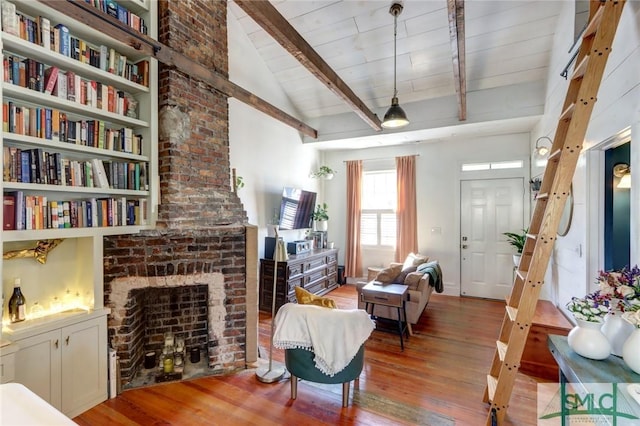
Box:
[360,170,396,247]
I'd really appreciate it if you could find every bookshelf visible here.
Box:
[1,0,157,416]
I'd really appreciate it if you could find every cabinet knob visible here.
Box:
[54,339,59,349]
[65,336,70,345]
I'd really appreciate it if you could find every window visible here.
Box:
[461,160,523,171]
[361,170,396,247]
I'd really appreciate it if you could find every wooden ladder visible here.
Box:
[483,1,626,424]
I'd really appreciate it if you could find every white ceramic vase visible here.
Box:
[512,254,521,267]
[622,328,640,375]
[601,311,635,356]
[567,319,611,360]
[315,220,328,232]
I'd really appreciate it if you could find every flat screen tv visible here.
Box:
[278,187,317,230]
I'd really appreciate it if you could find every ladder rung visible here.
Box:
[572,55,589,80]
[496,340,508,361]
[560,103,575,121]
[548,148,562,161]
[583,4,605,39]
[506,306,517,321]
[525,233,536,241]
[535,193,549,200]
[516,270,526,281]
[487,375,498,401]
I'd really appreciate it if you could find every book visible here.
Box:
[91,158,110,188]
[99,45,108,71]
[43,66,58,95]
[54,24,70,56]
[38,16,51,50]
[3,194,16,230]
[1,1,19,36]
[66,70,76,102]
[54,70,67,99]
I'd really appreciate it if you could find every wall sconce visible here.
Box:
[534,136,552,158]
[613,163,631,189]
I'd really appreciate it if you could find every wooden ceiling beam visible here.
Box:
[234,0,383,132]
[38,0,318,138]
[447,0,467,121]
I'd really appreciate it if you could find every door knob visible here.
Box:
[461,244,468,249]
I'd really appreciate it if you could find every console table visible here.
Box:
[259,248,338,312]
[547,335,640,424]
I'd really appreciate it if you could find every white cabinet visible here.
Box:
[0,346,17,384]
[13,314,107,418]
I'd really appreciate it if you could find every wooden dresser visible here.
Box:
[520,300,573,380]
[259,248,339,312]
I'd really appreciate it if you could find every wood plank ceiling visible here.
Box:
[229,0,564,132]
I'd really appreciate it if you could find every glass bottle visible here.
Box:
[8,278,26,323]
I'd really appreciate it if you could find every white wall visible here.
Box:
[227,2,639,304]
[227,10,323,257]
[532,1,640,315]
[323,133,531,296]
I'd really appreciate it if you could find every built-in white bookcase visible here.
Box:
[1,0,157,416]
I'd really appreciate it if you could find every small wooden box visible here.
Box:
[520,300,572,380]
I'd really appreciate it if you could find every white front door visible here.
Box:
[460,178,525,299]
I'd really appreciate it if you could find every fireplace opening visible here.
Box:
[121,285,210,389]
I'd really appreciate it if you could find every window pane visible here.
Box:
[462,163,490,171]
[362,171,396,209]
[360,213,378,245]
[380,213,397,246]
[361,170,397,247]
[491,160,523,169]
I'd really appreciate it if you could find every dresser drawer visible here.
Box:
[303,256,327,272]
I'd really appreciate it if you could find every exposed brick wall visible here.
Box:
[104,228,247,384]
[104,0,249,386]
[156,0,242,228]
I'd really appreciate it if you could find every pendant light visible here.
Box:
[381,2,409,129]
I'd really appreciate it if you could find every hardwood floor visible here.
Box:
[74,285,550,425]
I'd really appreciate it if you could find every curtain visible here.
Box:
[345,160,363,278]
[395,155,418,262]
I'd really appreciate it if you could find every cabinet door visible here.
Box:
[61,316,108,417]
[0,352,16,384]
[14,329,62,409]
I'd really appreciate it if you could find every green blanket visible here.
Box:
[416,261,443,293]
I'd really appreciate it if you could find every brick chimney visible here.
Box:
[104,1,254,385]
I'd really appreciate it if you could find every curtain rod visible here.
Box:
[342,154,420,163]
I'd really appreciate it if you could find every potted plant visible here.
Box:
[503,228,528,266]
[311,166,337,180]
[312,203,329,231]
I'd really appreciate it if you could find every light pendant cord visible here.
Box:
[393,9,398,98]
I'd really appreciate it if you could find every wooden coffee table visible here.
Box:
[361,282,411,350]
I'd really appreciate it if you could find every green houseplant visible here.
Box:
[312,203,329,221]
[504,228,528,266]
[312,203,329,231]
[311,166,337,180]
[503,228,528,254]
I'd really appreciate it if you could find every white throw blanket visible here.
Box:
[273,303,375,377]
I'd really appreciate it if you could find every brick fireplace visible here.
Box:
[103,1,258,386]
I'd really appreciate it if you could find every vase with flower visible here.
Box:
[565,293,611,360]
[597,265,640,356]
[622,308,640,374]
